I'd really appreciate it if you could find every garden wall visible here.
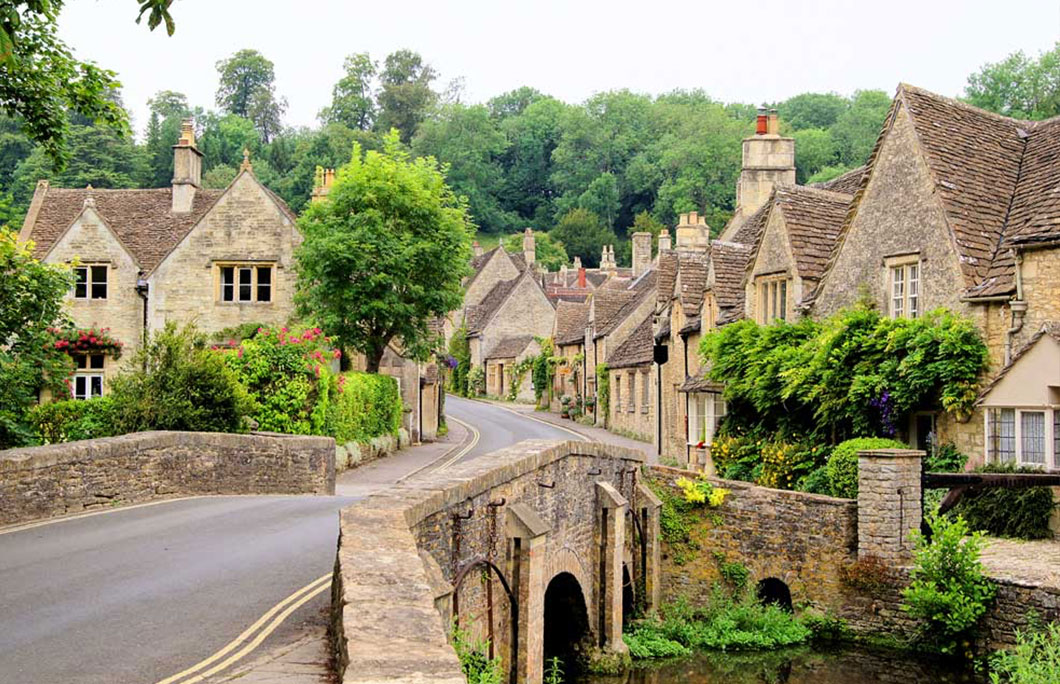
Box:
[0,430,335,526]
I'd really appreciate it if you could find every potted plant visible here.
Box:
[560,395,572,418]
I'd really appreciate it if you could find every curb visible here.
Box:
[395,418,475,483]
[458,394,590,442]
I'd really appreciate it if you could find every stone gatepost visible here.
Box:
[636,483,663,614]
[596,481,630,653]
[857,448,923,565]
[506,502,549,684]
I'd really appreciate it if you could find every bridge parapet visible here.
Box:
[332,439,655,684]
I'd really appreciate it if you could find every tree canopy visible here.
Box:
[295,132,473,372]
[965,42,1060,120]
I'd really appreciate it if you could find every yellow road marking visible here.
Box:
[156,573,331,684]
[474,398,590,442]
[430,415,481,472]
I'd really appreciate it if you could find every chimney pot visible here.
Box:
[578,267,586,288]
[767,108,779,135]
[756,106,768,135]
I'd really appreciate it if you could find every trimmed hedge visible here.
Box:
[825,437,907,499]
[331,372,403,444]
[27,397,117,444]
[952,463,1056,540]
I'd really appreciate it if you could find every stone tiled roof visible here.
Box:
[554,300,589,346]
[976,323,1060,403]
[586,271,609,288]
[1007,117,1060,247]
[774,185,853,282]
[606,313,653,369]
[655,250,679,307]
[711,240,753,312]
[679,316,701,335]
[466,277,518,333]
[677,253,709,312]
[25,185,225,273]
[678,369,724,393]
[596,271,658,339]
[591,288,634,335]
[812,166,867,195]
[485,334,536,360]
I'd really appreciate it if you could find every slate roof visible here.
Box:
[606,313,654,369]
[485,334,537,360]
[466,277,518,334]
[25,185,225,273]
[711,241,753,312]
[596,271,658,339]
[773,185,853,282]
[554,300,589,346]
[677,253,709,311]
[678,369,725,393]
[591,288,635,336]
[655,250,679,307]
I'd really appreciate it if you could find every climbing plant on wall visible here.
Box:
[596,363,610,428]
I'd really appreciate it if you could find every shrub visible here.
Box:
[448,325,471,397]
[710,433,763,482]
[595,364,609,426]
[758,440,827,490]
[825,437,907,498]
[467,366,485,396]
[676,475,729,507]
[927,441,969,473]
[28,397,117,444]
[796,465,831,494]
[902,513,996,656]
[952,463,1056,540]
[451,624,503,684]
[109,323,252,434]
[989,621,1060,683]
[331,372,403,443]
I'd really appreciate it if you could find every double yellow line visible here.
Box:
[156,573,332,684]
[395,414,481,483]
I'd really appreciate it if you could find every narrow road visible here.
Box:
[0,398,584,684]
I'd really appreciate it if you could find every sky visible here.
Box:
[57,0,1060,137]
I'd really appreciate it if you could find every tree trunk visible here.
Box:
[365,347,384,373]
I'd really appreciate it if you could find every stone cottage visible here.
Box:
[465,268,555,370]
[606,313,656,442]
[484,335,541,401]
[552,299,590,403]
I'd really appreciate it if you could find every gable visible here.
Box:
[750,206,794,278]
[466,249,520,308]
[43,206,138,270]
[980,333,1060,407]
[482,274,555,344]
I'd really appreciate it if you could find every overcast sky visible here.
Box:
[58,0,1060,137]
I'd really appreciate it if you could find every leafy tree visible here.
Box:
[203,163,237,189]
[830,90,890,168]
[496,96,566,229]
[375,49,437,143]
[965,43,1060,119]
[551,208,615,268]
[807,164,853,186]
[578,172,620,228]
[215,49,287,142]
[777,92,848,130]
[0,1,175,167]
[319,53,377,130]
[629,211,665,257]
[501,230,568,271]
[792,128,838,183]
[488,86,546,119]
[143,90,191,187]
[0,228,73,447]
[296,132,473,372]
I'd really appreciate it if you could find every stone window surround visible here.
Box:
[215,260,276,304]
[985,406,1058,469]
[640,369,650,414]
[884,252,921,320]
[627,371,636,413]
[754,271,790,324]
[73,353,105,400]
[72,262,109,300]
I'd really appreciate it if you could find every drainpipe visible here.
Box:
[1004,251,1027,366]
[417,362,423,445]
[135,275,149,363]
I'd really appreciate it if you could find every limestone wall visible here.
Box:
[0,431,335,526]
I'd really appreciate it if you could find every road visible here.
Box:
[0,397,578,683]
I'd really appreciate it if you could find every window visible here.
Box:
[688,392,727,445]
[218,264,274,303]
[613,372,621,414]
[73,265,108,300]
[73,354,104,400]
[628,372,636,412]
[1022,412,1046,465]
[641,370,650,413]
[987,408,1055,468]
[888,260,920,319]
[756,276,789,324]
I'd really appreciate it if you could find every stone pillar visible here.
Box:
[636,483,662,614]
[596,482,629,653]
[507,503,549,684]
[857,448,923,565]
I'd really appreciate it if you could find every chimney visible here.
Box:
[675,212,710,252]
[172,118,202,213]
[756,106,768,135]
[767,108,779,135]
[632,232,652,278]
[658,229,672,252]
[578,266,587,289]
[522,227,536,267]
[560,263,568,285]
[472,240,484,257]
[311,167,336,204]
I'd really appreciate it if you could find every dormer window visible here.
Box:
[755,275,789,324]
[217,263,274,303]
[886,255,920,319]
[74,265,108,300]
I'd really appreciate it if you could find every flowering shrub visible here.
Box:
[709,433,764,482]
[49,326,123,358]
[676,475,729,507]
[758,440,827,490]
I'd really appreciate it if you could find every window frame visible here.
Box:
[886,255,921,320]
[755,274,790,324]
[986,406,1057,469]
[687,391,727,446]
[72,354,105,400]
[72,264,108,300]
[216,262,275,304]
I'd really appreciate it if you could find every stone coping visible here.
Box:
[858,448,926,460]
[647,463,857,508]
[332,439,644,683]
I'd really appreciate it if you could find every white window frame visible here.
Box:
[217,263,275,304]
[886,255,921,319]
[73,264,108,300]
[756,275,789,324]
[985,406,1057,469]
[687,391,727,446]
[73,354,105,400]
[612,372,621,415]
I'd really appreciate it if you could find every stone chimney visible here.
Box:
[172,118,202,213]
[675,211,710,252]
[578,266,587,288]
[719,105,795,241]
[658,228,672,252]
[472,240,484,258]
[522,227,536,267]
[311,167,336,204]
[632,232,652,278]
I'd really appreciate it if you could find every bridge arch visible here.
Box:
[543,572,591,675]
[543,545,596,624]
[756,577,793,612]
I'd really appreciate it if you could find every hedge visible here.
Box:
[27,397,117,444]
[825,437,908,499]
[331,372,403,444]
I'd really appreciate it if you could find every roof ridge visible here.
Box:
[898,82,1036,128]
[775,184,853,202]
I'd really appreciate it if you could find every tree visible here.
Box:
[502,230,568,271]
[296,131,473,372]
[551,209,615,268]
[629,211,665,257]
[965,43,1060,120]
[143,90,191,187]
[0,1,175,167]
[792,128,838,183]
[215,49,287,142]
[488,86,546,119]
[777,93,848,130]
[830,90,891,168]
[496,96,566,229]
[319,53,377,130]
[0,228,73,447]
[578,172,620,229]
[375,49,437,143]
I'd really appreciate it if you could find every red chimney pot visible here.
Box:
[578,267,587,288]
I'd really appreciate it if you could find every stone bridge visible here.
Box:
[332,440,661,684]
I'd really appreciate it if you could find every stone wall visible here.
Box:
[609,366,655,443]
[647,465,858,612]
[0,431,335,526]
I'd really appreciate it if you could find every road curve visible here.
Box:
[444,395,584,463]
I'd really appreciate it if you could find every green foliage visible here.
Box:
[215,49,286,142]
[951,463,1056,540]
[448,325,471,397]
[709,432,766,483]
[796,464,832,495]
[467,366,485,396]
[551,208,616,268]
[319,53,377,131]
[989,621,1060,683]
[506,355,535,402]
[702,306,990,442]
[501,231,568,271]
[450,623,503,684]
[825,437,908,499]
[0,228,73,448]
[108,323,252,434]
[296,132,473,372]
[27,397,117,444]
[901,513,997,656]
[595,363,609,427]
[531,343,552,404]
[675,475,729,507]
[718,560,750,592]
[927,441,969,473]
[330,372,403,444]
[801,611,852,642]
[966,42,1060,120]
[544,656,564,684]
[375,49,438,144]
[649,478,698,565]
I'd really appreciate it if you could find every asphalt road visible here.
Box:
[0,398,576,683]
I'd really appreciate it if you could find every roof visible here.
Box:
[678,369,725,393]
[25,185,225,273]
[554,300,589,346]
[773,185,853,282]
[485,334,537,361]
[677,253,709,312]
[711,240,753,311]
[976,324,1060,403]
[466,277,518,333]
[596,271,658,339]
[655,250,679,308]
[606,314,654,369]
[812,166,867,195]
[591,287,635,335]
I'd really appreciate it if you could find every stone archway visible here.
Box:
[543,572,591,677]
[756,577,793,612]
[621,563,635,627]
